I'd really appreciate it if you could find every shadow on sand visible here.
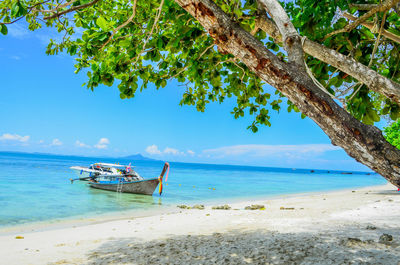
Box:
[369,189,400,196]
[83,227,400,265]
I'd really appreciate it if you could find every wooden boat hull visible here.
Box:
[89,178,160,195]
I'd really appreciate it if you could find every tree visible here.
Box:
[384,120,400,149]
[1,0,400,187]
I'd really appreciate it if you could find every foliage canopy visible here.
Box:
[0,0,399,132]
[384,120,400,149]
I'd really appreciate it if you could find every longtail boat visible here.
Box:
[70,162,169,196]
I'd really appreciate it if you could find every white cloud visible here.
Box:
[8,23,29,39]
[187,150,195,156]
[51,138,63,146]
[94,138,110,149]
[145,145,186,156]
[75,140,91,148]
[164,147,181,155]
[146,144,162,155]
[203,144,340,158]
[0,133,30,142]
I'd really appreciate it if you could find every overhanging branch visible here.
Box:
[258,0,304,67]
[174,0,400,187]
[342,12,400,44]
[324,0,400,40]
[44,0,101,20]
[100,0,137,51]
[253,15,400,105]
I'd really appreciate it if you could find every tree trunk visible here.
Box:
[175,0,400,187]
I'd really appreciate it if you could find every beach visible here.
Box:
[0,183,399,264]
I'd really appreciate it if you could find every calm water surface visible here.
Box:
[0,152,386,227]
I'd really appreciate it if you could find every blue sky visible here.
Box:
[0,23,380,171]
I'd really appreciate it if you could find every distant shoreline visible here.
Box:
[0,150,375,174]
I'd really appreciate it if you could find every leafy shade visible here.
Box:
[384,120,400,149]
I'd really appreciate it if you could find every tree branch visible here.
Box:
[44,0,101,20]
[100,0,137,51]
[342,12,400,44]
[174,0,400,187]
[252,15,400,105]
[253,13,282,43]
[133,0,165,64]
[258,0,304,67]
[167,43,214,79]
[368,11,387,68]
[0,0,51,25]
[324,0,400,40]
[39,0,78,13]
[349,4,379,10]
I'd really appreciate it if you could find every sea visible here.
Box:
[0,151,386,228]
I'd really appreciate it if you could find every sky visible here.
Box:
[0,23,383,171]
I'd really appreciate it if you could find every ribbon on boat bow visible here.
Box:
[158,176,163,195]
[158,162,170,195]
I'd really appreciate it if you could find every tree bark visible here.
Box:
[258,0,304,67]
[175,0,400,187]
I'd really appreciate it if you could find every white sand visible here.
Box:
[1,184,400,264]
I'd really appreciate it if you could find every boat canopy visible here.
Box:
[93,163,134,168]
[70,166,98,173]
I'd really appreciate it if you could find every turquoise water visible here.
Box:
[0,151,386,227]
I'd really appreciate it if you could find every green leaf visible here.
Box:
[96,17,109,31]
[233,9,242,18]
[0,24,7,35]
[119,39,131,48]
[11,2,19,17]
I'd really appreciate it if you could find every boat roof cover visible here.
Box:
[93,163,134,168]
[70,166,98,173]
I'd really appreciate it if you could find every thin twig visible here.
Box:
[368,11,387,67]
[57,16,69,42]
[0,0,51,25]
[44,0,101,20]
[337,82,359,98]
[100,0,137,50]
[133,0,164,63]
[198,44,214,58]
[347,83,363,102]
[38,0,79,13]
[231,60,246,81]
[342,12,400,44]
[168,44,214,79]
[323,0,399,40]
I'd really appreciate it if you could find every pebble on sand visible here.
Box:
[177,205,191,209]
[244,205,265,210]
[280,207,295,210]
[379,233,393,243]
[212,205,231,210]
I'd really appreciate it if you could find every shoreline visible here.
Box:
[0,183,388,235]
[1,183,399,264]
